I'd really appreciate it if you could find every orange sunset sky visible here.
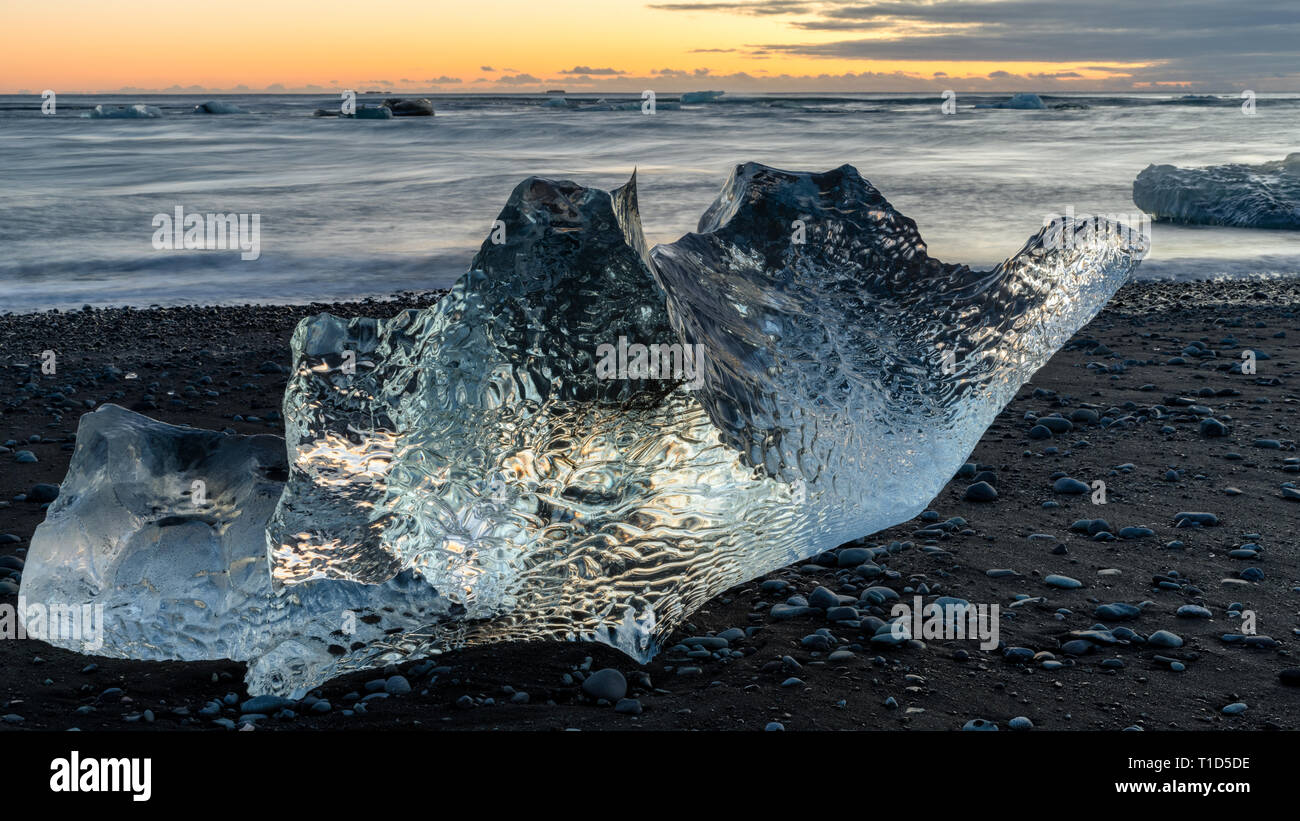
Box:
[3,0,1295,93]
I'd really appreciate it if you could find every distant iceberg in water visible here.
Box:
[540,97,680,112]
[192,100,246,114]
[680,90,725,104]
[353,105,393,119]
[976,93,1046,110]
[85,104,162,119]
[1133,154,1300,229]
[383,98,435,116]
[311,98,433,119]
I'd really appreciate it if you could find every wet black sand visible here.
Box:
[1,280,1298,731]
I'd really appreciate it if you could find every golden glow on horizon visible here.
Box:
[0,0,1145,92]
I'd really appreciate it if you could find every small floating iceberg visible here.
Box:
[313,104,397,119]
[542,97,680,112]
[383,97,435,116]
[680,90,725,104]
[592,98,679,111]
[976,93,1046,110]
[192,100,246,114]
[85,104,163,119]
[353,105,394,120]
[1133,154,1300,229]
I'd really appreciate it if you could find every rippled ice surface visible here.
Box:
[264,163,1145,684]
[18,405,463,697]
[24,164,1144,695]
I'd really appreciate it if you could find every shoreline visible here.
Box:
[2,277,1299,731]
[0,289,451,320]
[4,276,1297,320]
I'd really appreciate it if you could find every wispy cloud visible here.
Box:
[649,1,810,14]
[558,66,625,75]
[650,0,1300,87]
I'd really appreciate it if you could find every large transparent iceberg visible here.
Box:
[266,164,1145,667]
[23,163,1146,696]
[1133,154,1300,229]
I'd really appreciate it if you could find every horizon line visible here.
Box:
[5,89,1297,96]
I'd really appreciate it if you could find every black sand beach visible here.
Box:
[2,280,1298,731]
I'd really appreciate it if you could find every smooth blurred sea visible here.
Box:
[1,91,1297,312]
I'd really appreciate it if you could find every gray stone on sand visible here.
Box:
[963,481,998,502]
[581,668,627,702]
[1045,574,1083,589]
[1053,477,1090,494]
[1148,630,1183,649]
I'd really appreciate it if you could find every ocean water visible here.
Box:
[0,91,1297,312]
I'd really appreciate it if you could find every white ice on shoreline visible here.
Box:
[1133,154,1300,229]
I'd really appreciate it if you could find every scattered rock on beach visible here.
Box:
[963,481,998,502]
[581,669,627,703]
